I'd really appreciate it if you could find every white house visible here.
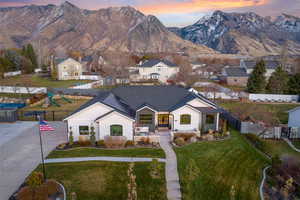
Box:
[134,59,180,83]
[57,58,83,80]
[64,86,222,142]
[288,107,300,138]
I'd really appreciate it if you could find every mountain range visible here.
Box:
[169,11,300,56]
[0,1,215,56]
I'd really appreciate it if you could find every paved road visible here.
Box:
[0,121,67,200]
[159,132,182,200]
[46,156,166,163]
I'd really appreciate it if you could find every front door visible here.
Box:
[158,114,169,128]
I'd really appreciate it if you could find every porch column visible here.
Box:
[216,113,220,131]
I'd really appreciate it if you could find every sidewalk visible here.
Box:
[159,132,182,200]
[45,156,166,163]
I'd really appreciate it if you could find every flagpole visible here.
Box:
[38,115,47,182]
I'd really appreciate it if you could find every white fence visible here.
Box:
[79,75,102,81]
[70,80,103,89]
[199,92,241,100]
[249,94,299,103]
[3,71,21,78]
[0,86,47,94]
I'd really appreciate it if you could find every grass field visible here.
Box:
[35,161,167,200]
[175,129,269,200]
[0,74,92,88]
[220,102,299,124]
[262,139,300,160]
[47,148,165,159]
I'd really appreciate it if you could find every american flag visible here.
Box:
[39,120,55,131]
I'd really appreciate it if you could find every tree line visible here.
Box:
[247,59,300,95]
[0,43,38,78]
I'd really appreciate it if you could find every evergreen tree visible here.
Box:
[266,65,289,94]
[26,44,38,69]
[288,73,300,94]
[247,60,267,93]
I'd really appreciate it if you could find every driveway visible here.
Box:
[0,121,67,200]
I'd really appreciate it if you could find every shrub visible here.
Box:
[90,126,96,146]
[222,120,228,136]
[104,136,127,148]
[69,127,74,146]
[174,137,186,146]
[244,134,265,151]
[125,140,135,147]
[174,133,196,142]
[57,143,67,150]
[97,140,105,147]
[26,172,44,188]
[78,140,91,146]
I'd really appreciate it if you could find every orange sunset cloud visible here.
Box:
[138,0,269,14]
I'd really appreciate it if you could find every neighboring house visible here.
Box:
[64,86,222,142]
[221,67,249,86]
[134,59,180,83]
[57,58,83,80]
[240,60,280,78]
[288,107,300,138]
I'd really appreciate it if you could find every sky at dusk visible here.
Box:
[0,0,299,26]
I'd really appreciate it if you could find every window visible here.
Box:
[139,114,153,124]
[206,115,215,124]
[180,114,191,125]
[110,125,123,136]
[79,126,89,135]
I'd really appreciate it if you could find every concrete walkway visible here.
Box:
[283,138,300,153]
[260,166,270,200]
[159,132,182,200]
[46,157,166,163]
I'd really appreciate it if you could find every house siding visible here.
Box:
[66,103,113,141]
[171,106,201,132]
[288,110,300,128]
[58,58,83,80]
[138,62,179,83]
[97,113,134,140]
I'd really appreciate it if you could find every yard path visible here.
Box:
[45,156,166,163]
[159,132,182,200]
[283,138,300,153]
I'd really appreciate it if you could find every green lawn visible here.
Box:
[262,139,300,160]
[220,102,299,124]
[47,148,165,159]
[0,74,92,88]
[35,161,166,200]
[291,140,300,149]
[175,129,269,200]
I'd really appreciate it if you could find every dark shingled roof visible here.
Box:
[244,60,280,69]
[225,67,248,77]
[140,59,178,68]
[111,86,191,111]
[66,86,218,120]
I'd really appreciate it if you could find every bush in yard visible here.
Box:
[97,140,105,147]
[174,137,186,146]
[148,159,162,179]
[174,133,196,142]
[26,172,44,188]
[104,136,127,148]
[90,126,96,146]
[17,172,45,200]
[69,127,74,146]
[78,140,91,146]
[125,140,135,147]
